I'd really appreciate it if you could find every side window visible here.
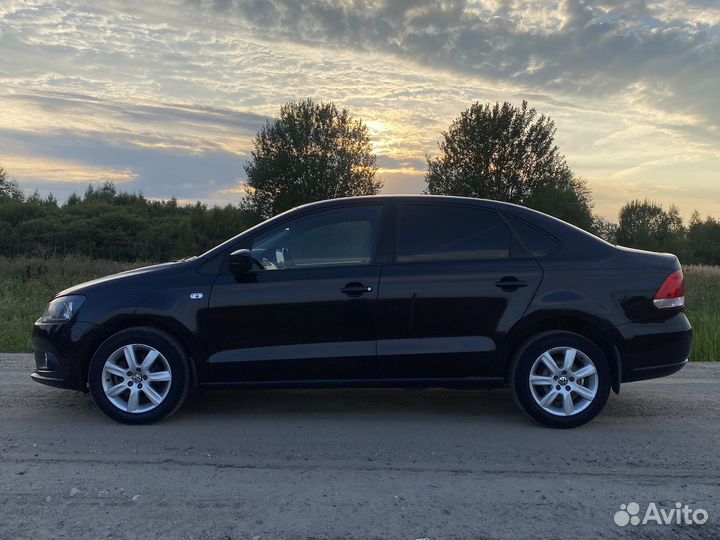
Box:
[396,204,510,263]
[506,216,561,258]
[251,206,382,270]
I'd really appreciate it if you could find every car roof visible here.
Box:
[297,194,522,211]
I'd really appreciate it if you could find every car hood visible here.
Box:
[55,261,185,298]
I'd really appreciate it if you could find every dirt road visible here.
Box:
[1,354,718,539]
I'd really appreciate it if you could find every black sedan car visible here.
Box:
[32,195,691,427]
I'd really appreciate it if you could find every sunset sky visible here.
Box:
[1,0,718,220]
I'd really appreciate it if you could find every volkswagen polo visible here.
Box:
[31,195,692,427]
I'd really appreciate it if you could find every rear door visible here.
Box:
[370,202,542,380]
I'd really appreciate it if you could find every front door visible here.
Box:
[206,204,384,382]
[371,202,542,380]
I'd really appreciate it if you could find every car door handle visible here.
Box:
[495,276,529,292]
[341,282,373,297]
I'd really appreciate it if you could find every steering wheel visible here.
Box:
[258,257,275,270]
[254,248,295,270]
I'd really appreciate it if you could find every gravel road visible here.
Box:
[1,353,718,540]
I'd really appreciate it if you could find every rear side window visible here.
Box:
[396,204,510,263]
[506,216,560,258]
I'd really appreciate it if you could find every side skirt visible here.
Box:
[199,376,506,391]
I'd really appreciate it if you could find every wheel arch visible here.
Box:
[80,316,202,390]
[502,311,622,394]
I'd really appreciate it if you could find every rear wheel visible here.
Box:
[511,331,611,428]
[88,327,190,424]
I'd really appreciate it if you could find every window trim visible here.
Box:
[391,202,517,265]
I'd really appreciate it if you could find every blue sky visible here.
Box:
[1,0,719,219]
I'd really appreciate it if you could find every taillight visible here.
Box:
[654,269,685,309]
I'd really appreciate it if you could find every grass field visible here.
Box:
[684,265,720,362]
[1,256,718,360]
[0,256,139,353]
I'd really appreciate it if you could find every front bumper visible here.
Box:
[31,320,99,391]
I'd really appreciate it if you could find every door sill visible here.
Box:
[198,376,506,390]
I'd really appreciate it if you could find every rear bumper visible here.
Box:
[31,320,98,391]
[624,358,688,382]
[614,313,693,383]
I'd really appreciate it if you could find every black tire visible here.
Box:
[88,327,190,424]
[511,331,611,428]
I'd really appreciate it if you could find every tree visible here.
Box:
[244,99,382,218]
[0,164,24,201]
[0,175,263,262]
[85,182,118,203]
[523,175,595,231]
[425,101,594,229]
[687,211,720,265]
[616,199,686,253]
[592,216,619,243]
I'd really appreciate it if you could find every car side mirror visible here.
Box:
[229,249,253,274]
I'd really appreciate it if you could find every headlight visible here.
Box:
[40,295,86,323]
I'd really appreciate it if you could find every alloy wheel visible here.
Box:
[101,344,172,413]
[528,346,599,417]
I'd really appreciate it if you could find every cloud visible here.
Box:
[0,90,267,155]
[4,91,268,136]
[0,154,136,184]
[183,0,719,133]
[0,126,249,203]
[0,0,718,220]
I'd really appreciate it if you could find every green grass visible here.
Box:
[684,265,720,361]
[1,257,718,360]
[0,256,140,352]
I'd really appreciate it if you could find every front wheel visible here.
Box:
[88,327,190,424]
[511,331,611,428]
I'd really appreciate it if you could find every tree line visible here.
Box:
[0,170,260,261]
[1,98,718,264]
